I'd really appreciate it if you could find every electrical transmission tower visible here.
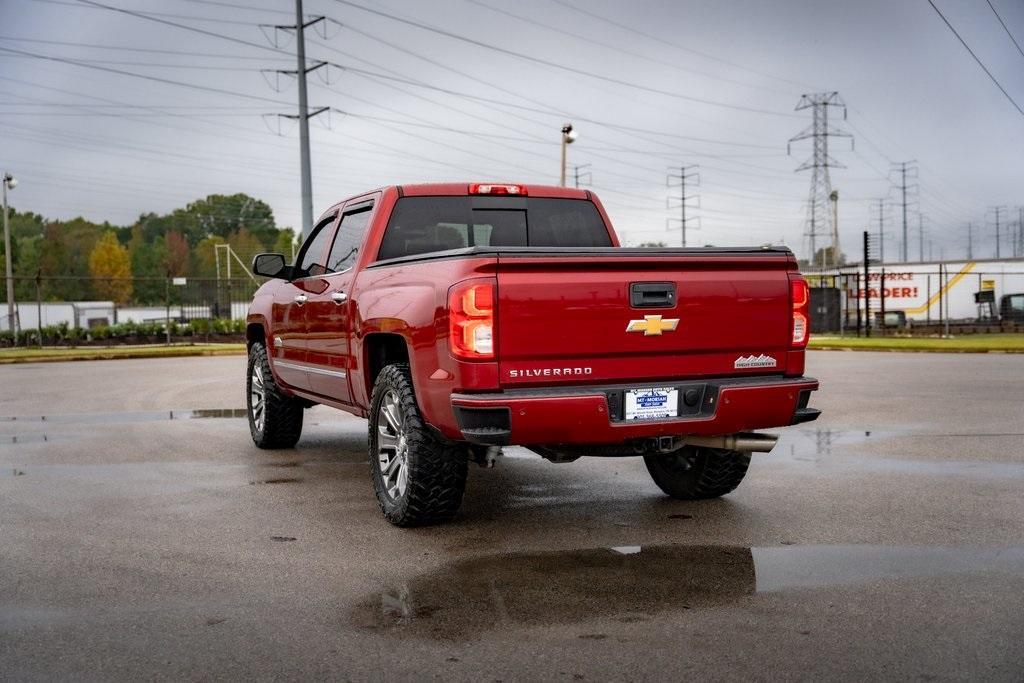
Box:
[988,206,1006,258]
[259,1,336,237]
[870,198,892,263]
[917,213,926,262]
[788,92,853,268]
[573,164,592,188]
[666,165,700,247]
[890,161,918,262]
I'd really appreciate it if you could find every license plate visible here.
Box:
[624,387,678,421]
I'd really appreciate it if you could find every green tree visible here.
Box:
[227,228,264,277]
[89,231,133,303]
[274,228,297,262]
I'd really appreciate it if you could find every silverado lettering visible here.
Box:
[244,182,820,527]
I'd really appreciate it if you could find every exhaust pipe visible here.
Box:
[685,432,778,453]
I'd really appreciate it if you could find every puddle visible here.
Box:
[1,434,78,446]
[0,409,248,424]
[353,543,1024,640]
[776,428,1024,478]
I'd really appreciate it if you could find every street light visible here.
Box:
[559,123,577,187]
[3,172,17,344]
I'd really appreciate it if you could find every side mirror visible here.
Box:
[252,253,289,279]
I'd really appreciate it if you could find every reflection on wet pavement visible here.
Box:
[0,408,248,424]
[354,544,1024,641]
[777,428,1024,477]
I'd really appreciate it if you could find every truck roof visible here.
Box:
[398,183,590,199]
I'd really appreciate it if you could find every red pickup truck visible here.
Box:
[245,183,819,526]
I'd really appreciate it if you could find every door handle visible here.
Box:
[293,294,308,305]
[331,291,348,305]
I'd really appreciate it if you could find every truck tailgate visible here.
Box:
[495,251,797,386]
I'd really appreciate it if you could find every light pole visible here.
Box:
[3,172,17,344]
[559,123,577,187]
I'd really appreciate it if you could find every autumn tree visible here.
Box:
[164,230,190,276]
[89,231,133,303]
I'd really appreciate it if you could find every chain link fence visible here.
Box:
[1,276,260,347]
[806,266,1024,336]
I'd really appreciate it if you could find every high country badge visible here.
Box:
[734,354,778,369]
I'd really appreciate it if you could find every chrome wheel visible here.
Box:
[250,364,266,433]
[376,389,408,499]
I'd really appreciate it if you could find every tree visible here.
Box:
[274,228,297,261]
[89,231,133,303]
[811,246,846,269]
[227,228,264,277]
[164,230,190,276]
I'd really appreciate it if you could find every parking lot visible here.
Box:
[2,351,1023,680]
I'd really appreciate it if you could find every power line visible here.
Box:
[329,0,798,118]
[0,45,291,104]
[986,0,1024,60]
[546,0,819,92]
[926,0,1024,117]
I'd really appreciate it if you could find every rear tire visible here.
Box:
[644,446,750,500]
[369,363,467,527]
[247,341,303,449]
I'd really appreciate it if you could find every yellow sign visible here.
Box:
[626,315,680,336]
[982,279,995,290]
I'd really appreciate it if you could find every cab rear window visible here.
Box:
[376,196,611,261]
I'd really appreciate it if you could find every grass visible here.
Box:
[0,343,247,364]
[809,334,1024,353]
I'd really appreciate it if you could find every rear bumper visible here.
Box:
[451,375,819,446]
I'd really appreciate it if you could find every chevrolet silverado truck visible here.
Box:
[245,183,820,526]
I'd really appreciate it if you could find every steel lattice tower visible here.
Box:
[788,92,853,267]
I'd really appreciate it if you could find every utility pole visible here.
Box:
[891,160,917,262]
[967,221,973,260]
[3,172,17,343]
[572,164,591,189]
[260,3,329,238]
[667,165,700,247]
[788,92,853,267]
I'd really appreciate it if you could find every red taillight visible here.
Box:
[468,183,527,196]
[449,279,496,360]
[791,276,810,347]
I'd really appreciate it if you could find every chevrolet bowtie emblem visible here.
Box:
[626,315,680,336]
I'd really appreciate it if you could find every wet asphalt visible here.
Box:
[1,351,1023,681]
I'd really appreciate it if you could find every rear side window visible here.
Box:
[325,205,373,273]
[376,196,610,261]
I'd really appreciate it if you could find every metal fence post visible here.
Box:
[165,276,171,346]
[879,269,886,335]
[35,269,42,349]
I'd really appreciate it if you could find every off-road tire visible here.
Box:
[644,446,750,500]
[369,363,468,527]
[247,341,303,449]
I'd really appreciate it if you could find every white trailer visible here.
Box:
[811,258,1024,323]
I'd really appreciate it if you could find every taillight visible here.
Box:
[449,279,496,360]
[468,183,527,196]
[791,276,810,347]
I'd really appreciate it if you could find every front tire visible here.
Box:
[369,364,467,527]
[644,446,750,500]
[247,341,303,449]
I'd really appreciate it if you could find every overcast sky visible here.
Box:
[1,0,1023,260]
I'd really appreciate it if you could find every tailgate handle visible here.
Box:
[630,282,676,308]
